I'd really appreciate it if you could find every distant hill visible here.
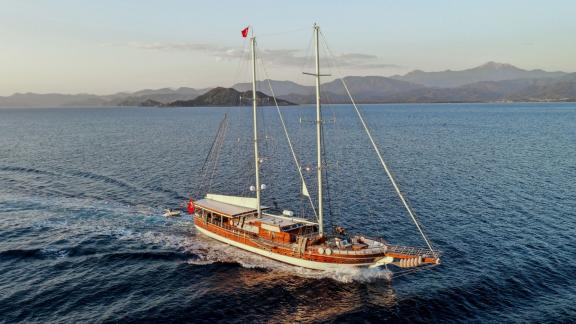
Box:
[232,76,423,101]
[164,87,296,107]
[117,98,162,107]
[455,76,576,102]
[321,76,424,99]
[504,80,576,101]
[255,76,424,104]
[0,93,108,107]
[391,62,567,88]
[109,87,207,106]
[1,62,575,107]
[0,87,208,107]
[232,80,312,96]
[280,75,576,104]
[278,91,347,105]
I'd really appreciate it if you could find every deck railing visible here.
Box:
[198,217,440,258]
[201,218,259,240]
[386,245,441,258]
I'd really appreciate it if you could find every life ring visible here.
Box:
[325,248,332,256]
[318,247,325,255]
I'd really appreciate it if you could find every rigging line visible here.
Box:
[293,32,314,188]
[208,117,228,192]
[314,51,336,230]
[199,116,226,174]
[319,39,374,227]
[320,109,336,231]
[196,114,227,197]
[231,37,250,90]
[233,124,246,196]
[219,38,248,196]
[256,51,319,222]
[256,57,271,169]
[292,31,314,100]
[259,64,318,221]
[207,114,229,194]
[319,31,435,252]
[345,83,435,252]
[198,103,233,195]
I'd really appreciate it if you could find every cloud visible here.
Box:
[332,53,401,69]
[128,42,402,70]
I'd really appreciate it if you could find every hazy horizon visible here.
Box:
[1,0,575,96]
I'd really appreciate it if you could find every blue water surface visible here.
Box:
[0,103,575,323]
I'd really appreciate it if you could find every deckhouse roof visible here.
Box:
[194,198,263,218]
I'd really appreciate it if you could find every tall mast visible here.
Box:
[313,24,323,235]
[251,36,261,217]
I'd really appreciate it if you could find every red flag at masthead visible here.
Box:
[241,26,249,38]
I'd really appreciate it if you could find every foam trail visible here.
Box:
[14,193,392,283]
[113,221,394,283]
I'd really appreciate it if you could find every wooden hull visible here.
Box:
[194,217,385,270]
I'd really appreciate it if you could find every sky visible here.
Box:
[0,0,575,95]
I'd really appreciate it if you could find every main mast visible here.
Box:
[251,36,261,217]
[313,24,323,235]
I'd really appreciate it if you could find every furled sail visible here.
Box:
[302,181,310,197]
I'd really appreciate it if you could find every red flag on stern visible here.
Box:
[187,199,195,214]
[241,26,249,38]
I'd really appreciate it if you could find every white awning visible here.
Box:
[195,198,258,217]
[205,194,259,209]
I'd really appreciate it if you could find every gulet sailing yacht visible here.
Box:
[190,24,441,272]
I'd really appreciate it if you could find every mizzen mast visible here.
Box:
[251,36,261,217]
[303,24,326,233]
[303,24,328,234]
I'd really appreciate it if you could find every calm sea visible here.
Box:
[1,103,575,323]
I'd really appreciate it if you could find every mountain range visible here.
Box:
[390,61,567,87]
[1,62,575,107]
